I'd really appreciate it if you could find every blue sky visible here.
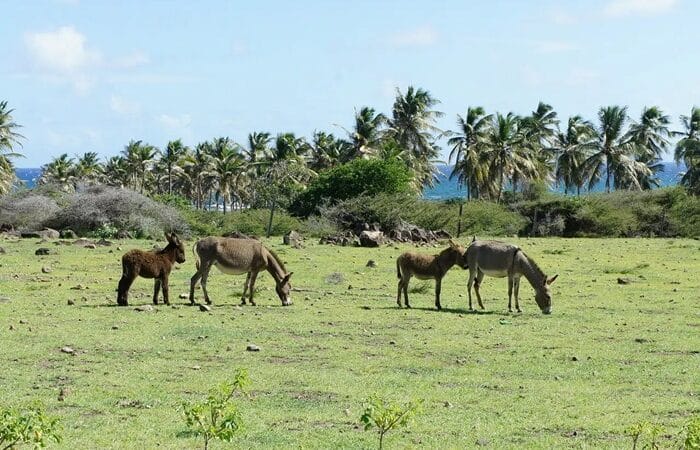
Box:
[3,0,698,166]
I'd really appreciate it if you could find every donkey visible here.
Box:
[117,232,186,306]
[396,239,469,310]
[189,237,293,306]
[464,240,558,314]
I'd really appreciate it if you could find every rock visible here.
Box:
[134,305,154,312]
[60,346,75,355]
[366,260,377,268]
[73,238,95,247]
[476,438,490,446]
[116,230,133,239]
[84,244,97,249]
[41,266,52,274]
[70,284,87,290]
[283,230,303,248]
[191,365,201,370]
[178,293,188,299]
[571,356,578,361]
[389,340,396,345]
[199,304,211,312]
[0,247,5,254]
[67,299,75,306]
[617,277,631,285]
[359,230,385,247]
[246,344,260,352]
[35,248,51,256]
[60,229,77,239]
[444,401,453,408]
[96,238,113,247]
[111,325,119,330]
[19,319,28,324]
[23,228,60,240]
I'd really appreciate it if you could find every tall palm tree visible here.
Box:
[104,155,130,188]
[625,106,672,190]
[123,140,158,194]
[180,142,214,209]
[349,106,386,159]
[209,138,246,213]
[448,106,492,200]
[308,131,351,171]
[387,86,444,189]
[483,113,535,202]
[0,101,25,194]
[584,106,635,192]
[39,153,76,191]
[161,139,187,195]
[674,107,700,194]
[553,116,597,195]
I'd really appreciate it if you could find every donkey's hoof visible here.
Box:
[282,301,292,306]
[205,299,212,305]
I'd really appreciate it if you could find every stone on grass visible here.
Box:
[366,259,377,268]
[35,248,51,256]
[134,305,154,312]
[67,299,75,306]
[41,266,52,274]
[617,277,631,285]
[60,346,75,355]
[199,304,211,312]
[246,344,260,352]
[178,293,188,299]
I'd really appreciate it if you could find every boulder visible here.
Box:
[116,230,133,239]
[359,230,385,247]
[60,229,78,239]
[35,248,51,256]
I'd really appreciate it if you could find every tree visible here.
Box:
[74,151,104,184]
[39,153,77,191]
[448,106,492,200]
[181,143,213,209]
[162,139,188,195]
[584,106,636,192]
[103,155,130,188]
[553,116,596,195]
[123,140,158,194]
[626,106,672,190]
[349,106,386,159]
[308,131,351,171]
[0,101,25,194]
[387,86,444,189]
[674,107,700,195]
[209,138,246,213]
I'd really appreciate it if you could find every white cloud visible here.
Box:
[156,114,192,130]
[604,0,678,17]
[110,95,141,115]
[389,25,438,48]
[25,26,101,73]
[535,40,577,54]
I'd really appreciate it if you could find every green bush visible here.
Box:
[181,208,305,237]
[290,159,413,217]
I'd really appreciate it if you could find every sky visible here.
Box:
[2,0,699,166]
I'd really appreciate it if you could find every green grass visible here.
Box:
[0,236,698,449]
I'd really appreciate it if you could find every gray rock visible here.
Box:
[617,277,631,285]
[134,305,154,312]
[283,230,303,248]
[41,266,52,274]
[359,230,385,247]
[246,344,260,352]
[60,346,75,354]
[199,304,211,312]
[366,259,377,268]
[476,438,490,446]
[35,248,51,256]
[67,299,75,305]
[116,230,133,239]
[60,229,77,239]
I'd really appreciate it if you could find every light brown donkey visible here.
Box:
[189,237,293,306]
[464,240,558,314]
[396,239,469,310]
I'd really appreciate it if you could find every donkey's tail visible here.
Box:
[192,242,200,271]
[396,256,402,279]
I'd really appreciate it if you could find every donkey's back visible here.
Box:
[465,240,519,275]
[195,237,267,274]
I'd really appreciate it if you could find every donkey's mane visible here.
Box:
[266,247,287,273]
[523,251,546,279]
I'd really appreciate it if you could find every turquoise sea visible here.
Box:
[16,163,686,201]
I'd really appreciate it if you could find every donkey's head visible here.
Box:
[534,274,558,314]
[165,232,186,264]
[275,272,294,306]
[448,239,469,269]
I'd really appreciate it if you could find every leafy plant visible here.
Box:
[88,223,119,239]
[685,416,700,449]
[0,402,61,449]
[624,420,666,450]
[181,369,250,450]
[360,395,422,450]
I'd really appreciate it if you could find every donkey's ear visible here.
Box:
[171,232,180,244]
[472,235,477,242]
[546,274,559,285]
[282,272,293,284]
[165,232,173,243]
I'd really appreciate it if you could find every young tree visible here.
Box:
[0,101,25,194]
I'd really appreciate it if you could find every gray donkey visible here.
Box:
[396,239,469,310]
[189,237,293,306]
[464,240,558,314]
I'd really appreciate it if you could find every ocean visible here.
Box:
[15,163,686,201]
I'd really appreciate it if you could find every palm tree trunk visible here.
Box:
[605,158,611,193]
[266,202,276,238]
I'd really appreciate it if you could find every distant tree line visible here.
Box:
[2,90,700,206]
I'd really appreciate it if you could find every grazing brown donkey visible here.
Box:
[396,239,469,310]
[117,232,186,306]
[464,240,558,314]
[189,237,293,306]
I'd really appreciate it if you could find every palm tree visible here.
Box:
[482,113,535,202]
[625,106,672,189]
[180,142,214,209]
[674,107,700,194]
[0,101,25,194]
[349,107,386,159]
[584,106,635,192]
[74,151,103,184]
[308,131,351,171]
[209,138,246,213]
[123,140,158,194]
[161,139,187,195]
[39,153,76,191]
[448,106,492,200]
[387,86,444,189]
[553,116,597,195]
[104,155,130,188]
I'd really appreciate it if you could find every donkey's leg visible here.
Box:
[117,272,136,306]
[396,279,403,307]
[403,276,411,308]
[247,271,259,306]
[467,269,476,310]
[474,270,485,310]
[434,277,442,311]
[161,274,170,306]
[240,272,251,305]
[200,262,214,305]
[507,274,514,312]
[153,279,161,305]
[189,268,203,305]
[514,277,522,313]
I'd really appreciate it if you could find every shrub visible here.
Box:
[0,402,62,449]
[44,184,189,238]
[0,193,60,230]
[290,159,413,217]
[180,208,305,237]
[685,416,700,449]
[360,395,422,450]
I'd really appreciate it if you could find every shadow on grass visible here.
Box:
[366,305,508,316]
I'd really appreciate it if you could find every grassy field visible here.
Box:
[0,235,698,449]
